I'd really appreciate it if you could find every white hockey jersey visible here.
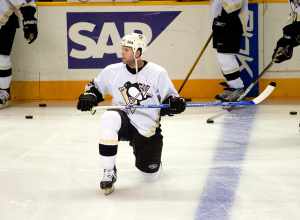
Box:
[211,0,249,32]
[94,62,179,137]
[0,0,34,27]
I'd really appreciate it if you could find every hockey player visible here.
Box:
[212,0,249,101]
[77,33,186,195]
[272,0,300,63]
[0,0,38,108]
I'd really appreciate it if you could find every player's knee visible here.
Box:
[138,166,161,182]
[100,110,122,130]
[217,53,239,73]
[99,110,122,144]
[136,161,161,174]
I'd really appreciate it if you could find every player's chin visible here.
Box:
[121,58,129,64]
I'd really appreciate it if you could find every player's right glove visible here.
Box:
[77,93,98,111]
[77,81,104,111]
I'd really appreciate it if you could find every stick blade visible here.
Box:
[252,81,276,105]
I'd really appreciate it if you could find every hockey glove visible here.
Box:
[282,22,300,46]
[77,81,104,111]
[272,21,300,63]
[272,38,293,63]
[20,6,38,44]
[77,93,98,111]
[160,96,186,116]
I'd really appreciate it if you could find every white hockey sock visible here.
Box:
[98,110,122,171]
[227,78,244,89]
[217,52,244,89]
[100,155,116,170]
[0,75,12,90]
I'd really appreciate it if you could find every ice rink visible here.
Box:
[0,101,299,220]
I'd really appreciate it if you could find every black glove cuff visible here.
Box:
[276,37,292,48]
[282,22,300,46]
[160,97,173,117]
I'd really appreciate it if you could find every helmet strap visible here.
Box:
[134,56,138,74]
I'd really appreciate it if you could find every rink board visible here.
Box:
[10,1,300,100]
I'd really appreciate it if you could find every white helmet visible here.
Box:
[120,33,147,56]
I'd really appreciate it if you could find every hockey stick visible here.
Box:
[237,61,274,101]
[178,33,213,96]
[206,60,274,122]
[90,82,276,115]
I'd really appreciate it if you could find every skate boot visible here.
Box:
[0,90,10,109]
[215,88,245,102]
[219,81,229,88]
[100,167,117,195]
[215,88,234,101]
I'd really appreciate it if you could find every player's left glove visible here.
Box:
[160,96,186,116]
[20,6,38,44]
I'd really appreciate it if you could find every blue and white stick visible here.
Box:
[90,82,276,115]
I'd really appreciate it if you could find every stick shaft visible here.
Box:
[237,61,274,101]
[92,100,255,111]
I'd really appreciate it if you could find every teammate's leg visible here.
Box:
[212,9,245,101]
[215,53,245,101]
[0,14,18,108]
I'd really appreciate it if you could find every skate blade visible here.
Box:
[102,186,115,196]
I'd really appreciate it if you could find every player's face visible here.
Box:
[121,46,135,64]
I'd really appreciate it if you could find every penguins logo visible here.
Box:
[119,81,152,113]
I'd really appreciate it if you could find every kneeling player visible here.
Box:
[77,33,186,195]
